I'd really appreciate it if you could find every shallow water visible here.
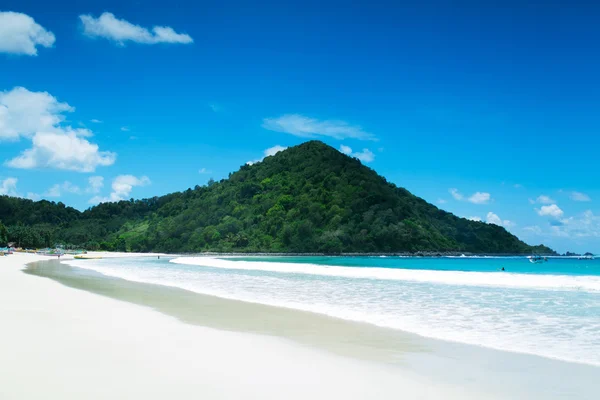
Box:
[60,255,600,367]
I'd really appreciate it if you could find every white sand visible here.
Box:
[0,253,498,400]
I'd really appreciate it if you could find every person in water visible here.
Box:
[501,267,505,271]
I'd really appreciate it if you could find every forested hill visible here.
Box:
[0,141,555,254]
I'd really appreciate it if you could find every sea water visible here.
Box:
[63,256,600,367]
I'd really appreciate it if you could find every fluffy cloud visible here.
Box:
[0,11,55,56]
[1,87,116,172]
[198,168,211,174]
[353,149,375,163]
[537,204,564,218]
[26,192,40,201]
[264,145,287,157]
[80,12,193,45]
[339,145,352,155]
[468,192,491,204]
[262,114,376,141]
[528,210,600,238]
[45,181,81,197]
[6,131,116,172]
[486,212,515,228]
[467,216,481,222]
[449,188,463,201]
[531,195,555,204]
[89,175,150,204]
[0,177,19,196]
[86,176,104,193]
[570,191,591,202]
[247,145,288,165]
[449,188,491,204]
[0,87,75,140]
[437,199,447,205]
[338,145,375,163]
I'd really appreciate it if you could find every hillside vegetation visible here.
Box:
[0,141,554,254]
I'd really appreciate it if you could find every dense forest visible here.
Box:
[0,141,554,254]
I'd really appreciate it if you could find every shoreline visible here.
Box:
[0,253,445,400]
[35,257,600,367]
[2,253,598,399]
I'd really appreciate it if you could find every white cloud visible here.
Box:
[534,195,555,204]
[437,199,447,205]
[80,12,193,45]
[468,192,491,204]
[264,145,287,157]
[449,188,463,201]
[44,181,81,197]
[120,126,130,132]
[198,168,211,174]
[262,114,376,141]
[45,181,81,198]
[546,210,600,238]
[486,212,515,228]
[247,145,288,165]
[0,87,116,172]
[449,188,492,204]
[0,177,19,196]
[570,191,591,202]
[45,185,60,197]
[6,131,116,172]
[352,148,375,163]
[91,119,102,123]
[86,176,104,193]
[338,145,375,163]
[467,216,481,222]
[537,204,564,218]
[89,175,150,204]
[0,87,75,140]
[0,11,55,56]
[26,192,40,201]
[339,145,352,155]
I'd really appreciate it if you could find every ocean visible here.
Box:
[63,255,600,367]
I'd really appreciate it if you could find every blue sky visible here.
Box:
[0,0,599,253]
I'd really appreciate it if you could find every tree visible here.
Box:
[0,220,7,245]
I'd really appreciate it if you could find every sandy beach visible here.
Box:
[0,252,497,400]
[2,253,598,399]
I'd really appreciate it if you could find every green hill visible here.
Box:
[0,141,554,254]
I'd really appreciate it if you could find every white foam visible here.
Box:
[170,257,600,293]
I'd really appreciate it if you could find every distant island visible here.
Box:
[563,251,596,257]
[0,141,555,255]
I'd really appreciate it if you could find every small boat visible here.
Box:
[74,255,103,260]
[529,255,548,264]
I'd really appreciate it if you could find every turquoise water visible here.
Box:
[64,255,600,367]
[232,256,600,276]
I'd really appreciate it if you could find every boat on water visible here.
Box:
[74,255,103,260]
[578,255,595,260]
[529,255,548,264]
